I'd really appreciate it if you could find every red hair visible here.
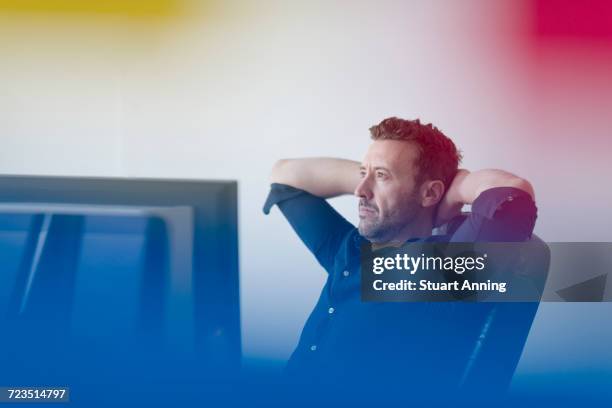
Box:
[369,117,462,187]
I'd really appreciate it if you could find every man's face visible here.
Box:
[355,139,423,243]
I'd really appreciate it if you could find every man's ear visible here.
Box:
[420,180,445,208]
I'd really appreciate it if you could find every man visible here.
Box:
[263,117,538,397]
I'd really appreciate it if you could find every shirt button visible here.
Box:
[507,195,514,202]
[310,345,317,351]
[343,270,350,277]
[328,307,335,314]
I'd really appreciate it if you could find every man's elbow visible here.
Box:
[509,178,535,201]
[269,159,293,185]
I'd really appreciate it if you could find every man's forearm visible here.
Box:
[270,158,361,198]
[454,169,535,204]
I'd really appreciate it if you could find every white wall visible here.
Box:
[1,0,611,369]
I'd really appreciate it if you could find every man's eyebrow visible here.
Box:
[359,165,391,172]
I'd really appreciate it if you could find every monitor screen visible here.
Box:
[0,175,240,403]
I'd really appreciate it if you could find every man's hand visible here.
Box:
[434,169,535,227]
[434,169,470,227]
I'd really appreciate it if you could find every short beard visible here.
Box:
[358,193,421,243]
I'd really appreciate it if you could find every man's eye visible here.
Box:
[376,172,386,178]
[360,171,366,178]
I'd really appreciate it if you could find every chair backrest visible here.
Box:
[457,234,551,393]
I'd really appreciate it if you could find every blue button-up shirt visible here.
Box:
[263,183,538,391]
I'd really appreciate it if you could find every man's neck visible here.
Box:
[371,216,433,250]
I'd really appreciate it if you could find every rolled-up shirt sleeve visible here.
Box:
[263,183,355,273]
[450,187,538,242]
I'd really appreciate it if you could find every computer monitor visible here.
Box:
[0,175,240,403]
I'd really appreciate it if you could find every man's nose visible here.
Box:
[354,176,373,201]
